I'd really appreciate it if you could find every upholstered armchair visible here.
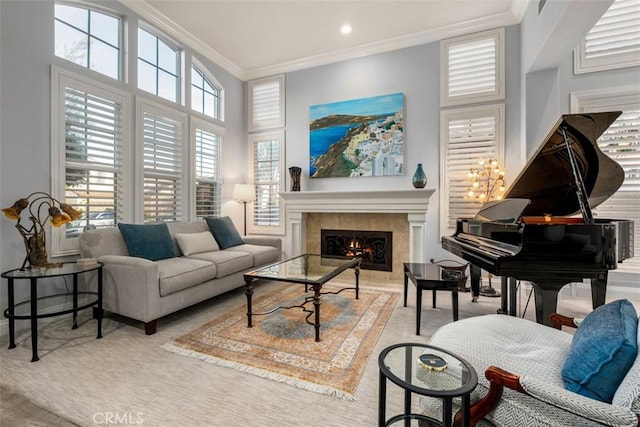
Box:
[420,300,640,427]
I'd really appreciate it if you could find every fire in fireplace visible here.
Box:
[321,229,392,271]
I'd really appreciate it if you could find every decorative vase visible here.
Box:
[289,166,302,191]
[412,163,427,188]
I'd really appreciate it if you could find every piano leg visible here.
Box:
[499,277,518,316]
[591,271,608,310]
[532,281,566,326]
[470,264,481,302]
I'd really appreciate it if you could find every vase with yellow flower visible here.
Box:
[2,192,82,270]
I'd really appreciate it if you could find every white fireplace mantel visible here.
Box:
[279,189,436,262]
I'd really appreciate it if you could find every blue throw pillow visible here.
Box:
[561,299,638,403]
[118,223,176,261]
[205,216,244,249]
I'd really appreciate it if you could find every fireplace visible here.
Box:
[321,229,392,271]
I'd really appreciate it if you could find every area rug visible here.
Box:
[162,284,399,400]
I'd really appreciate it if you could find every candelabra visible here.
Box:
[466,158,506,298]
[466,158,506,203]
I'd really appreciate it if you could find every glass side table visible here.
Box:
[378,343,478,427]
[2,262,104,362]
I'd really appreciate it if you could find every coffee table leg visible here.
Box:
[313,283,321,342]
[442,397,453,427]
[244,276,255,328]
[416,287,422,335]
[378,370,387,427]
[354,261,360,300]
[403,267,408,307]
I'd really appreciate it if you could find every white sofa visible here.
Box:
[79,221,281,334]
[420,309,640,426]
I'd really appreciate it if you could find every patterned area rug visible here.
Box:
[163,284,399,400]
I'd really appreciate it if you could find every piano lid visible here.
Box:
[503,111,624,217]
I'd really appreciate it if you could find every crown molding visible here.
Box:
[120,1,518,82]
[245,11,519,80]
[119,0,246,80]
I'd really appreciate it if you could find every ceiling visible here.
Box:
[122,0,528,80]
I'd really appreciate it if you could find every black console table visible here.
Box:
[2,262,104,362]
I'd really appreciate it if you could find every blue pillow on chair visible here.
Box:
[561,299,638,403]
[205,216,244,249]
[118,223,176,261]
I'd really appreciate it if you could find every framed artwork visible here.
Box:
[309,92,404,178]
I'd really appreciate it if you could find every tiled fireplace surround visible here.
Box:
[280,190,435,282]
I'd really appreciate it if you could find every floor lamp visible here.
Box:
[233,184,255,235]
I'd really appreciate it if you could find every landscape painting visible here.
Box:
[309,93,404,178]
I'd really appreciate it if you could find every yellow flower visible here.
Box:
[1,198,29,220]
[60,203,82,221]
[48,207,71,227]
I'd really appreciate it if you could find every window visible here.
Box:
[441,28,505,107]
[191,63,222,120]
[137,99,186,222]
[440,104,505,236]
[192,117,222,219]
[248,75,285,131]
[247,75,285,234]
[574,0,640,74]
[249,131,284,234]
[571,87,640,272]
[54,4,121,80]
[51,67,130,256]
[138,28,179,103]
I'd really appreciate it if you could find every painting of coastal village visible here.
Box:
[309,93,404,178]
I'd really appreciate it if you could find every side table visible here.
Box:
[378,342,478,427]
[2,262,104,362]
[403,263,461,335]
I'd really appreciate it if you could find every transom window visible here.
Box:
[138,28,179,103]
[54,4,121,80]
[191,64,220,119]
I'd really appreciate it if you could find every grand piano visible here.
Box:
[442,112,634,325]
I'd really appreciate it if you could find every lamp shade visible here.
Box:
[233,184,256,202]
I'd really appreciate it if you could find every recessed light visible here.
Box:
[341,24,352,35]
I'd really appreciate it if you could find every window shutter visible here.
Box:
[442,28,504,106]
[194,126,221,219]
[141,108,183,222]
[248,75,284,131]
[441,105,504,236]
[575,0,640,73]
[64,86,123,232]
[593,109,640,261]
[252,136,281,227]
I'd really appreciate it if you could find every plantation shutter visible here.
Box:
[441,105,504,235]
[592,109,640,265]
[194,126,221,219]
[252,135,281,227]
[248,75,284,131]
[64,85,123,233]
[142,107,184,222]
[442,28,504,106]
[575,0,640,73]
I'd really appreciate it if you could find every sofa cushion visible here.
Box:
[157,257,218,296]
[187,250,253,278]
[118,223,176,261]
[175,231,219,256]
[206,216,244,249]
[226,244,279,266]
[562,299,638,403]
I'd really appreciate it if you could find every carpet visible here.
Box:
[162,284,399,401]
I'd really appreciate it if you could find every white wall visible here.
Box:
[0,0,246,308]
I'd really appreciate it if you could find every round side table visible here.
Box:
[378,343,478,427]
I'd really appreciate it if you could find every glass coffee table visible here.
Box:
[378,343,478,427]
[243,254,360,342]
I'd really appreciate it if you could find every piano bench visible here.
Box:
[403,262,463,335]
